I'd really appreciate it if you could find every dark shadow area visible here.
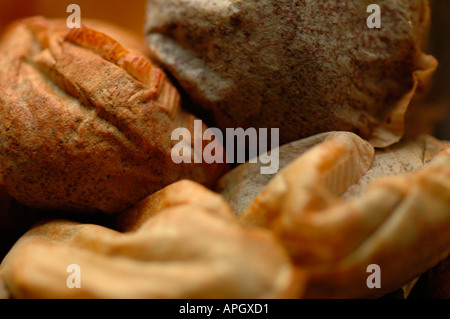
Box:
[428,0,450,140]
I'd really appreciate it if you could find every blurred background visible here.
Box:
[0,0,146,33]
[425,0,450,140]
[0,0,448,140]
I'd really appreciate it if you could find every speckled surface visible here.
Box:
[0,17,227,214]
[146,0,435,147]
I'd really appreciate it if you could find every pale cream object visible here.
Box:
[0,181,302,299]
[218,133,448,215]
[217,131,371,216]
[343,135,449,199]
[241,133,450,298]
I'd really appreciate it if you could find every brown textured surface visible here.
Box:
[239,133,450,298]
[0,17,228,214]
[145,0,437,147]
[0,180,303,299]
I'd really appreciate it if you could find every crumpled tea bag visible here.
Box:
[0,181,302,299]
[0,17,227,214]
[343,134,449,199]
[145,0,437,146]
[239,133,450,298]
[217,133,448,215]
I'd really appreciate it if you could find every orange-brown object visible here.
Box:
[0,181,302,299]
[0,0,147,35]
[0,17,227,214]
[115,179,235,232]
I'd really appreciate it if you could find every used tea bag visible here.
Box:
[145,0,437,147]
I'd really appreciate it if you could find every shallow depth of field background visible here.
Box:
[0,0,449,140]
